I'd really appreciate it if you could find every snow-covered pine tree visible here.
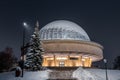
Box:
[25,21,44,71]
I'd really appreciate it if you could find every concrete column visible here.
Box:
[67,55,70,66]
[78,56,82,66]
[43,57,47,66]
[54,55,56,66]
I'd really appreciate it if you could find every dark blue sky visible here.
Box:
[0,0,120,68]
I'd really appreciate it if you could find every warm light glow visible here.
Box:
[56,57,67,60]
[82,58,85,61]
[42,55,92,67]
[46,57,54,60]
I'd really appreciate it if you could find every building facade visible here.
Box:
[39,20,103,67]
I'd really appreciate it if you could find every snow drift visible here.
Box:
[72,67,103,80]
[73,67,120,80]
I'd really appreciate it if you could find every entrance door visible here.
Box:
[59,61,65,67]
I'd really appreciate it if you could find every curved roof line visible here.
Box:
[40,20,90,41]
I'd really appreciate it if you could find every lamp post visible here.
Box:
[103,59,108,80]
[21,22,28,77]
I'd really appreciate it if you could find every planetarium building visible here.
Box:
[40,20,103,67]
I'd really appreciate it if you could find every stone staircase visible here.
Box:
[47,79,77,80]
[47,67,78,80]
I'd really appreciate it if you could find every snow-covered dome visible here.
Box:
[39,20,90,41]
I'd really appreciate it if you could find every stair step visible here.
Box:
[48,67,78,80]
[47,78,77,80]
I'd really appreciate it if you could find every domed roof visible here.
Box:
[39,20,90,41]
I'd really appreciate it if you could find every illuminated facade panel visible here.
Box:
[42,55,92,67]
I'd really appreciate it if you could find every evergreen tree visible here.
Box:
[0,47,17,72]
[25,21,44,71]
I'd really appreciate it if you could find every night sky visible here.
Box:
[0,0,120,68]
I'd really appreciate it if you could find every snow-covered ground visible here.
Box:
[0,70,51,80]
[87,68,120,80]
[0,68,120,80]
